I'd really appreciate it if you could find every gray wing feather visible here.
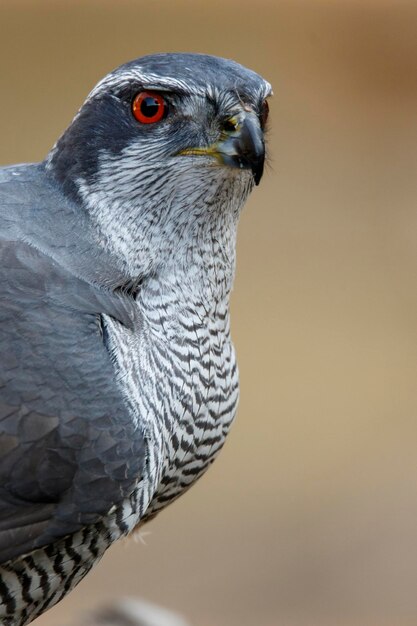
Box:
[0,164,145,564]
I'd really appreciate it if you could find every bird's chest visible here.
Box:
[104,302,239,518]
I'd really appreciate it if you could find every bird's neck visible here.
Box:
[152,211,238,299]
[136,221,237,340]
[79,172,247,315]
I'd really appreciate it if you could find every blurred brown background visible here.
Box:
[1,1,417,625]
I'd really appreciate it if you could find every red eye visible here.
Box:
[132,91,167,124]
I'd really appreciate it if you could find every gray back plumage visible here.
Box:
[0,164,145,564]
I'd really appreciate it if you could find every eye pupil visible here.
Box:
[132,91,167,124]
[141,96,160,118]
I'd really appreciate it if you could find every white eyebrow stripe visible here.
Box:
[87,67,272,104]
[87,68,207,101]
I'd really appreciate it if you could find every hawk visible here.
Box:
[0,53,271,625]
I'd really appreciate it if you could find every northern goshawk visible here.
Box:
[0,53,271,625]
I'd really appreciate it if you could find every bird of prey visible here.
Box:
[0,53,271,625]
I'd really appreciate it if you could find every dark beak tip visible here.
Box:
[237,116,265,186]
[252,158,265,186]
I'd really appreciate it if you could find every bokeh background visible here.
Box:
[1,1,417,625]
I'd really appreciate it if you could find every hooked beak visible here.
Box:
[179,113,266,186]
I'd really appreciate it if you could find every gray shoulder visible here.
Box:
[0,162,132,290]
[0,233,145,564]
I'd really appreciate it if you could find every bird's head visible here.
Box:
[46,53,272,277]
